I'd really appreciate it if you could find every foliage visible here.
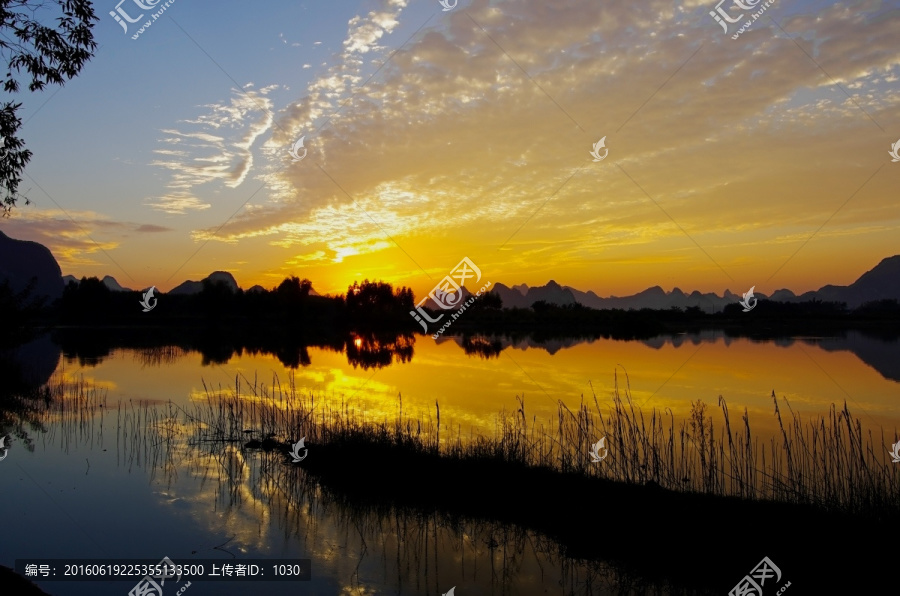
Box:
[0,0,98,213]
[0,277,44,347]
[344,279,414,324]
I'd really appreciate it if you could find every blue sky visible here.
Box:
[3,0,899,296]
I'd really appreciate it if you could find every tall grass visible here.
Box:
[179,371,900,519]
[1,374,185,482]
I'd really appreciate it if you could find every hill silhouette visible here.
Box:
[489,255,900,312]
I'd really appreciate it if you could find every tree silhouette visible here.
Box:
[60,275,111,321]
[1,0,98,214]
[277,276,312,304]
[346,280,413,318]
[481,292,502,309]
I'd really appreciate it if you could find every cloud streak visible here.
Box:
[141,0,900,292]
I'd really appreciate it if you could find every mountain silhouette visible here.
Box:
[565,285,745,312]
[0,230,64,305]
[489,281,576,309]
[169,271,240,295]
[487,256,899,312]
[101,275,133,292]
[492,281,746,312]
[62,271,322,297]
[423,285,476,310]
[52,254,900,312]
[790,255,900,308]
[63,275,133,292]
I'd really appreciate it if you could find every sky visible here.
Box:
[1,0,899,298]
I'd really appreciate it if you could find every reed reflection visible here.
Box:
[3,357,898,594]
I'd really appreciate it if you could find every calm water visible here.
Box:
[42,330,900,430]
[1,330,898,595]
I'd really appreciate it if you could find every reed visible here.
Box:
[6,372,895,592]
[176,371,900,519]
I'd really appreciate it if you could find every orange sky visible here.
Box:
[2,0,898,299]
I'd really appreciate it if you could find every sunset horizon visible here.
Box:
[1,2,899,594]
[0,0,896,301]
[50,248,900,299]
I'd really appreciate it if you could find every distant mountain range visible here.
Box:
[53,255,900,312]
[63,275,133,292]
[62,271,320,297]
[487,255,900,312]
[488,280,740,313]
[440,329,900,382]
[169,271,240,295]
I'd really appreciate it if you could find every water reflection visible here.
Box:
[459,335,503,359]
[346,332,415,370]
[39,327,900,385]
[0,335,60,451]
[51,327,422,371]
[1,358,896,594]
[1,387,714,595]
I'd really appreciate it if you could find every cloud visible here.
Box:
[0,209,127,273]
[176,0,900,288]
[135,224,174,233]
[146,194,211,215]
[147,85,280,213]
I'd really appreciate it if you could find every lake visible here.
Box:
[41,329,900,431]
[1,329,898,594]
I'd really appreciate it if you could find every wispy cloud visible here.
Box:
[146,0,900,291]
[147,85,280,214]
[135,224,174,233]
[0,210,125,270]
